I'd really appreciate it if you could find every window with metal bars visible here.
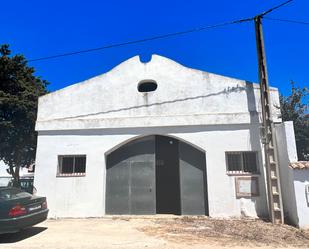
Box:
[226,151,258,175]
[57,155,86,176]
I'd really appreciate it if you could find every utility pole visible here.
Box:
[254,15,284,224]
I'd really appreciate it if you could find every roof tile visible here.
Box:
[289,161,309,169]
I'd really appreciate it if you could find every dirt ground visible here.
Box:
[0,216,309,249]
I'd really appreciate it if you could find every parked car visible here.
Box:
[0,187,48,234]
[20,177,36,194]
[7,177,36,194]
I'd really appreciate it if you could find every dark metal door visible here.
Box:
[155,136,181,214]
[105,161,130,214]
[106,135,208,216]
[179,141,208,215]
[130,161,155,214]
[105,136,155,214]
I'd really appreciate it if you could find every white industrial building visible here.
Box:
[34,55,306,225]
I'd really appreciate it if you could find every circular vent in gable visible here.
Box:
[137,80,157,93]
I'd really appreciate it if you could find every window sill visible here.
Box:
[56,173,86,177]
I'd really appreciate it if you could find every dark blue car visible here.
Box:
[0,187,48,234]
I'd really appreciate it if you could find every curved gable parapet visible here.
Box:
[36,55,281,131]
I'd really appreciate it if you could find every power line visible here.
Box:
[259,0,293,17]
[28,17,253,62]
[264,17,309,25]
[27,0,294,63]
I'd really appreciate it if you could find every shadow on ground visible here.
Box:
[0,227,47,243]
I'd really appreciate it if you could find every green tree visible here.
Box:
[280,82,309,160]
[0,44,48,186]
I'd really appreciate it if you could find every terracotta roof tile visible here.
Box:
[289,161,309,169]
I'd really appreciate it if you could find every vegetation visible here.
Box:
[0,44,48,186]
[280,82,309,160]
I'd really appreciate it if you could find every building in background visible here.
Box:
[0,160,35,194]
[0,161,34,186]
[0,161,11,187]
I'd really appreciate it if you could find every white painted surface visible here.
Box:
[35,55,281,131]
[34,55,280,218]
[276,122,299,225]
[293,170,309,228]
[35,125,268,218]
[276,121,309,228]
[284,122,298,163]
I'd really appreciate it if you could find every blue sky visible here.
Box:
[1,0,308,97]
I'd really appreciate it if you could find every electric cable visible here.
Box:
[263,17,309,25]
[27,0,298,63]
[28,17,253,62]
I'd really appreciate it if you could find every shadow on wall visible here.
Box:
[293,170,309,183]
[245,81,268,219]
[48,85,247,120]
[38,83,258,136]
[293,170,309,208]
[38,123,254,136]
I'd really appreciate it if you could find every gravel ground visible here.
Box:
[0,216,308,249]
[139,216,309,247]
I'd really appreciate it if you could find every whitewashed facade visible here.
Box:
[276,122,309,228]
[34,55,284,218]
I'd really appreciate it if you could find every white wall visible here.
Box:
[276,122,299,225]
[34,125,268,218]
[293,170,309,228]
[35,55,281,131]
[275,121,309,228]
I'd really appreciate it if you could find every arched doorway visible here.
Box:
[105,135,208,215]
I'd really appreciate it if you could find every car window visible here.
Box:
[0,188,32,200]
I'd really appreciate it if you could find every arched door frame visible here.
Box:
[104,133,206,157]
[104,134,208,215]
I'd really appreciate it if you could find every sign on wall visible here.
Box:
[235,176,259,198]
